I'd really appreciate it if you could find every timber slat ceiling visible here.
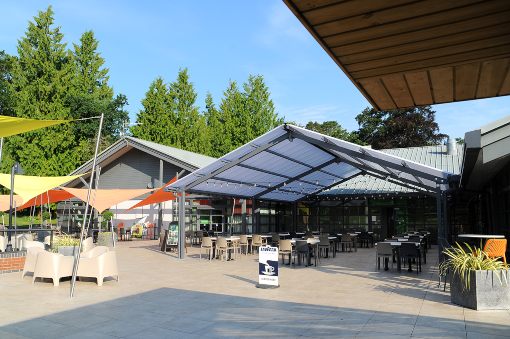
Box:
[284,0,510,110]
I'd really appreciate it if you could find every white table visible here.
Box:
[458,234,505,239]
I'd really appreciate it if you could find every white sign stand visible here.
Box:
[257,246,279,288]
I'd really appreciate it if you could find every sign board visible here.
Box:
[167,223,178,246]
[258,246,279,288]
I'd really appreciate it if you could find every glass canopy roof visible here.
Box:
[168,124,452,202]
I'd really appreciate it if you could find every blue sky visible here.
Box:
[1,1,509,139]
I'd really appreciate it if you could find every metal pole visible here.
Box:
[6,163,17,251]
[178,190,185,259]
[158,159,163,240]
[436,190,443,261]
[70,113,104,298]
[0,137,4,165]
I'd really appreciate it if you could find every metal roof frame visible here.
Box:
[168,124,453,202]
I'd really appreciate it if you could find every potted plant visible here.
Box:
[440,243,509,310]
[52,235,81,256]
[97,231,117,249]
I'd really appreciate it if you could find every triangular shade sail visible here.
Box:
[62,187,153,213]
[0,115,70,138]
[17,189,75,210]
[0,173,85,203]
[0,195,23,212]
[128,177,177,210]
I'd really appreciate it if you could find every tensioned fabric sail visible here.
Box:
[17,189,75,210]
[0,173,85,203]
[62,187,153,213]
[0,115,70,138]
[0,195,23,212]
[127,177,177,210]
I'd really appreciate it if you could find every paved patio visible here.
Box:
[0,240,509,338]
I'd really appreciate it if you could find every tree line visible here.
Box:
[0,6,448,177]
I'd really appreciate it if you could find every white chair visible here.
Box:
[82,237,94,253]
[16,233,34,250]
[44,235,51,247]
[0,235,6,252]
[200,237,213,260]
[22,247,45,278]
[78,246,119,286]
[24,240,45,250]
[33,251,74,286]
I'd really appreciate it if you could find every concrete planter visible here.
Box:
[58,246,78,257]
[451,270,510,310]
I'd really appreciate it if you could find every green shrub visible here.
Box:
[439,242,508,290]
[51,235,80,253]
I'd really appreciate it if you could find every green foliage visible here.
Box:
[305,121,359,143]
[439,243,508,290]
[133,72,282,158]
[97,231,116,247]
[51,235,80,253]
[354,106,446,149]
[42,211,51,221]
[3,7,128,175]
[0,50,14,116]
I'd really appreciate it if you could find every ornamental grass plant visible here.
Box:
[439,242,508,290]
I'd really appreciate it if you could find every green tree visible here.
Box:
[204,92,230,157]
[131,77,173,144]
[6,6,78,175]
[0,51,14,116]
[354,106,446,149]
[219,80,247,148]
[305,121,358,142]
[243,75,282,138]
[168,68,208,154]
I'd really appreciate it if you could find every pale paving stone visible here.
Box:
[0,240,509,338]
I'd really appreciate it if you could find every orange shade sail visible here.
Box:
[16,189,75,210]
[0,195,23,212]
[62,187,153,213]
[127,177,177,210]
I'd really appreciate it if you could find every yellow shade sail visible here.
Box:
[0,173,85,203]
[62,187,154,213]
[0,115,70,138]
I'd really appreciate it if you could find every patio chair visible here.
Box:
[23,240,45,250]
[239,235,250,255]
[82,237,94,253]
[341,234,353,252]
[294,240,310,266]
[279,239,293,265]
[318,235,331,258]
[216,237,234,261]
[252,235,263,253]
[484,239,507,264]
[376,242,394,271]
[33,251,74,286]
[0,235,6,252]
[16,233,33,251]
[400,242,421,273]
[22,246,45,278]
[271,233,279,247]
[438,238,452,291]
[359,232,373,248]
[78,246,119,286]
[200,237,213,260]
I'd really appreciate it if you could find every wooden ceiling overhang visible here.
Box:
[284,0,510,110]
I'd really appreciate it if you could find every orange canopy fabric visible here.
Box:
[17,189,75,210]
[128,177,177,210]
[62,187,153,213]
[0,195,23,212]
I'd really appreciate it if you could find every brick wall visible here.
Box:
[0,251,26,274]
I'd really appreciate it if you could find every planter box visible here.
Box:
[58,246,78,257]
[451,270,510,310]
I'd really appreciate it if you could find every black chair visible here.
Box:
[294,240,310,266]
[399,243,421,273]
[359,231,373,248]
[438,238,452,291]
[271,233,279,247]
[340,234,353,252]
[376,242,394,270]
[318,235,331,258]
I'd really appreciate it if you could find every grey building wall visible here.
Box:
[75,148,189,189]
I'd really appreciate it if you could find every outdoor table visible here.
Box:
[457,234,505,250]
[208,236,239,260]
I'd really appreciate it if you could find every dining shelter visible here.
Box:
[169,124,457,258]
